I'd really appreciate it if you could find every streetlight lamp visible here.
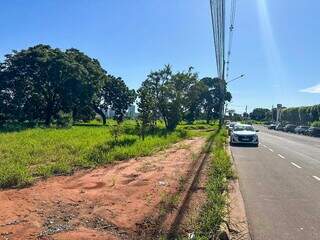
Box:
[227,74,245,84]
[222,74,245,123]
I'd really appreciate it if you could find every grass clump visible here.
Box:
[195,128,234,239]
[0,162,32,188]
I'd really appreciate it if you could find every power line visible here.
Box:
[210,0,225,79]
[226,0,237,80]
[210,0,226,126]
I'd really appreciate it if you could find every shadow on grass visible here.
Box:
[88,128,188,165]
[88,137,137,164]
[73,122,105,127]
[123,125,181,138]
[0,122,42,133]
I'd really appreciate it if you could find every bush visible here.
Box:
[110,123,123,142]
[56,111,73,128]
[311,121,320,127]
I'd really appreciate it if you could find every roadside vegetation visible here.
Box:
[194,128,234,239]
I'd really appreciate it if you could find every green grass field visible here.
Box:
[0,120,215,188]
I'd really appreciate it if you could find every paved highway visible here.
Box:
[231,126,320,240]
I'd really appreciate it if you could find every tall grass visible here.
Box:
[0,122,191,188]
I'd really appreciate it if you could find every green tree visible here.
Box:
[138,65,173,130]
[184,80,207,123]
[201,77,232,123]
[65,48,106,123]
[249,108,271,121]
[137,83,157,139]
[138,65,200,130]
[100,75,136,123]
[0,68,12,124]
[0,45,83,125]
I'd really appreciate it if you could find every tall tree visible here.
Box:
[181,74,206,124]
[201,77,232,123]
[100,75,136,123]
[249,108,271,121]
[137,83,157,139]
[0,45,81,125]
[65,48,106,122]
[138,65,200,130]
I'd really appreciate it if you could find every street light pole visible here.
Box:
[219,73,245,126]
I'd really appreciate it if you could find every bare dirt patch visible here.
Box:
[0,137,205,240]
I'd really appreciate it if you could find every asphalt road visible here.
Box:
[231,126,320,240]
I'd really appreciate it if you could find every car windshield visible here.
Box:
[233,125,254,131]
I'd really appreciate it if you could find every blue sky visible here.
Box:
[0,0,319,113]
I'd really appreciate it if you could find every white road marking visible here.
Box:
[262,144,267,148]
[313,176,320,181]
[278,154,285,159]
[290,162,302,169]
[268,148,274,152]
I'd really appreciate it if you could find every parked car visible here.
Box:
[294,126,309,135]
[284,124,297,133]
[230,124,259,147]
[306,127,320,137]
[267,124,277,130]
[228,122,237,135]
[275,123,285,131]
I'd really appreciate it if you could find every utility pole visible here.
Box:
[276,104,282,123]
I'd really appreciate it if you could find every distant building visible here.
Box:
[127,105,136,118]
[106,108,115,118]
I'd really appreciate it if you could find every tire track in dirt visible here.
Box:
[135,132,219,239]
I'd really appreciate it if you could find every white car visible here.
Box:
[228,122,238,135]
[230,124,259,147]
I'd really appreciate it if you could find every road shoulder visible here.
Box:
[227,145,251,240]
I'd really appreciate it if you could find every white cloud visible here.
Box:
[300,84,320,94]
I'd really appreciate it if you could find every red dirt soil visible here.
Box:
[0,137,205,240]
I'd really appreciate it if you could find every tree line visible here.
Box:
[0,44,231,131]
[281,105,320,125]
[249,105,320,125]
